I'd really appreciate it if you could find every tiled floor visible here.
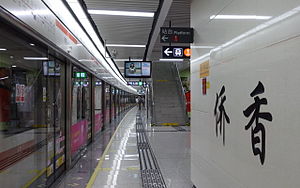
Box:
[54,108,193,188]
[53,109,132,188]
[146,126,193,188]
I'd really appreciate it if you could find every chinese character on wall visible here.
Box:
[214,86,230,145]
[243,81,273,165]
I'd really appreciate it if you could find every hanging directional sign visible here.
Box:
[162,46,191,59]
[160,27,194,43]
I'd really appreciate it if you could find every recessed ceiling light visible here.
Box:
[11,65,17,68]
[29,43,35,46]
[159,59,184,62]
[0,48,7,51]
[0,76,9,80]
[210,15,272,20]
[79,59,96,62]
[88,10,154,17]
[24,57,49,60]
[106,44,146,48]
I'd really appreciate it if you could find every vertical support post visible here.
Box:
[91,76,95,141]
[101,80,105,129]
[109,85,112,123]
[169,20,172,46]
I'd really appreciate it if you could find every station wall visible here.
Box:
[191,1,300,187]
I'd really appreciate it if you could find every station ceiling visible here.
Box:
[83,0,159,72]
[82,0,191,77]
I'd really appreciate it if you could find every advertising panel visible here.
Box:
[71,120,88,154]
[94,113,103,134]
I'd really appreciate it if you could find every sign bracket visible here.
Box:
[169,20,172,47]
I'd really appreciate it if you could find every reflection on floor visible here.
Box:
[53,109,131,188]
[91,108,141,188]
[147,126,193,188]
[53,107,193,188]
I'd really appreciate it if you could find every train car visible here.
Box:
[0,1,136,187]
[191,5,300,188]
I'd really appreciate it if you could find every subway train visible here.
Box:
[0,1,136,188]
[191,5,300,188]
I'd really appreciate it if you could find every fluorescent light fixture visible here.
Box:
[193,7,300,64]
[191,46,215,49]
[11,65,17,68]
[0,76,9,80]
[29,43,35,46]
[24,57,48,60]
[0,48,7,51]
[212,6,300,52]
[114,59,143,61]
[106,44,146,48]
[210,15,272,20]
[159,58,184,62]
[79,59,96,62]
[88,10,154,17]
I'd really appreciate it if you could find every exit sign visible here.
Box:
[74,72,87,78]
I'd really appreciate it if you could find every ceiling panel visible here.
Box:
[107,46,144,60]
[91,16,153,44]
[83,0,160,76]
[84,0,158,12]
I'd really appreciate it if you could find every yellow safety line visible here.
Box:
[86,108,135,188]
[161,123,179,126]
[22,168,46,188]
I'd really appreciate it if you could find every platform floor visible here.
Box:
[54,107,193,188]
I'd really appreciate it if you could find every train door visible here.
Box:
[94,79,103,136]
[103,83,110,126]
[116,89,119,115]
[110,87,115,120]
[45,59,66,186]
[70,66,91,163]
[82,73,92,144]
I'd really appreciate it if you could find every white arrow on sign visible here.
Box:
[164,48,172,56]
[161,35,169,42]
